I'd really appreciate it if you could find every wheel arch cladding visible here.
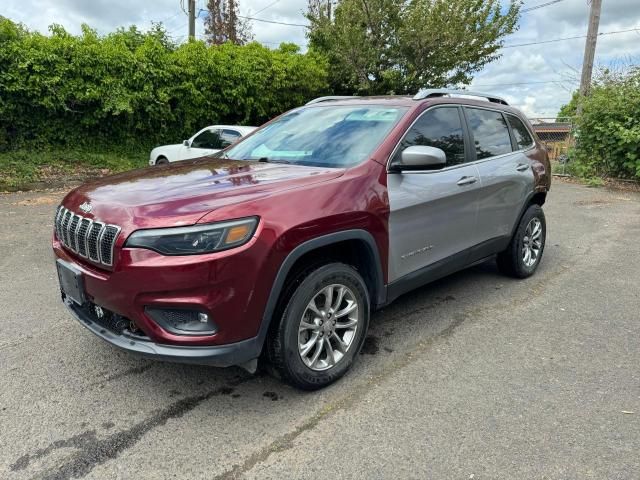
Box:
[256,229,386,351]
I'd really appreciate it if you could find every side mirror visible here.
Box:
[394,146,446,171]
[183,140,190,147]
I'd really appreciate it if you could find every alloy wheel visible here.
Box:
[522,217,543,267]
[297,284,360,371]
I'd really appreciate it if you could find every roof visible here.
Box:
[206,125,257,133]
[303,95,524,116]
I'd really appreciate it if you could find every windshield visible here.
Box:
[222,105,408,168]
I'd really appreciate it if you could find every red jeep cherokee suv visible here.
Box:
[53,90,550,389]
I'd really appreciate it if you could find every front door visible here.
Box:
[387,106,480,282]
[182,128,223,160]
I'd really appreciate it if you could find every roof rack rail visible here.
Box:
[413,88,509,106]
[306,96,359,105]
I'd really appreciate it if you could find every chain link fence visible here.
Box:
[528,116,575,174]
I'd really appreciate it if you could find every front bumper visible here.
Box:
[64,297,261,368]
[52,230,270,346]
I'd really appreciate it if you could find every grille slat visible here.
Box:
[100,226,120,265]
[88,222,105,263]
[61,210,73,245]
[54,206,64,240]
[54,206,120,267]
[77,218,92,257]
[68,215,81,251]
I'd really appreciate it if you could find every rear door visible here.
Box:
[387,106,481,282]
[464,108,535,248]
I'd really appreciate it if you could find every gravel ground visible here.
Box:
[0,181,638,479]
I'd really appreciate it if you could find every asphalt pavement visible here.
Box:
[0,181,638,479]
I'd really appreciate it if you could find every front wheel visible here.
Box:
[497,204,546,278]
[267,263,370,390]
[155,156,169,165]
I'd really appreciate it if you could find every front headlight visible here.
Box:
[125,217,258,255]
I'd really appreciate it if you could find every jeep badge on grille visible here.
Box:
[79,202,93,214]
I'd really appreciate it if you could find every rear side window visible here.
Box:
[465,108,512,159]
[507,115,534,150]
[220,129,242,147]
[222,129,241,140]
[395,107,466,166]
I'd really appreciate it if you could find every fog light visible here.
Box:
[145,307,217,336]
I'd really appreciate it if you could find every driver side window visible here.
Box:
[191,129,222,149]
[394,107,466,167]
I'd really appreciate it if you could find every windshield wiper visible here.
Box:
[257,157,291,164]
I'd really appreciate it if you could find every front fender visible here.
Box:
[253,229,386,351]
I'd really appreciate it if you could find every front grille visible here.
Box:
[54,205,121,267]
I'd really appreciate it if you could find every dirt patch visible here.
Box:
[573,199,614,206]
[0,166,110,193]
[360,335,379,355]
[11,195,62,206]
[554,175,640,193]
[263,391,282,401]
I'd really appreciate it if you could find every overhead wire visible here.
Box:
[521,0,567,13]
[503,27,640,48]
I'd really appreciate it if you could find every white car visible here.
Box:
[149,125,257,165]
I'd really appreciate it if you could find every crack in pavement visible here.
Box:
[10,431,98,472]
[19,376,252,480]
[86,362,154,388]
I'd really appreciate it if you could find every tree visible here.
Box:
[306,0,520,95]
[571,66,640,180]
[204,0,253,45]
[557,92,579,120]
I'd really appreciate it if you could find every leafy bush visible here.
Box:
[0,18,328,151]
[572,67,640,180]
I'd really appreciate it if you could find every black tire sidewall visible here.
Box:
[278,263,370,390]
[156,157,169,165]
[512,204,546,277]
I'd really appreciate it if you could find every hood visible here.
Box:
[151,144,181,152]
[62,158,344,232]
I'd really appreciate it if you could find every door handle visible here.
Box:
[457,176,478,186]
[516,163,530,172]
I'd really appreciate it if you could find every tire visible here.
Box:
[267,263,370,390]
[497,204,546,278]
[156,156,169,165]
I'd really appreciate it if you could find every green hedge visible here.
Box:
[572,67,640,180]
[0,19,328,151]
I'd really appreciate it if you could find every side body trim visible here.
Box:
[386,235,510,304]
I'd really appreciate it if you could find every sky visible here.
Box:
[2,0,639,118]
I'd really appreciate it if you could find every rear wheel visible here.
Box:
[156,156,169,165]
[267,263,370,390]
[497,204,546,278]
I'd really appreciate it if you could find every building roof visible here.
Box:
[532,122,572,133]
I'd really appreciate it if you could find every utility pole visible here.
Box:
[188,0,196,41]
[578,0,602,110]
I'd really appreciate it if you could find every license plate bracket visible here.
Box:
[56,259,85,305]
